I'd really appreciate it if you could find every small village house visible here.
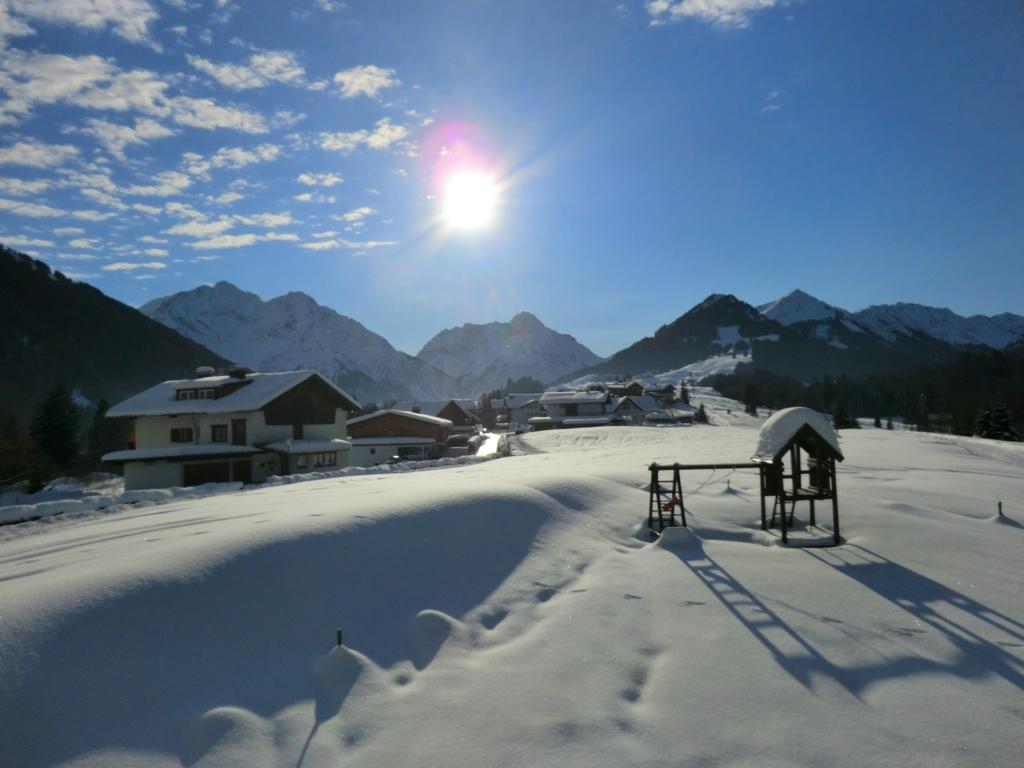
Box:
[103,368,360,490]
[346,409,453,465]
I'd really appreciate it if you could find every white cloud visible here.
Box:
[188,233,260,249]
[292,192,335,203]
[80,187,128,209]
[0,50,267,133]
[138,235,167,243]
[164,217,234,237]
[263,232,299,241]
[102,261,167,271]
[0,177,50,195]
[125,171,192,197]
[165,201,205,219]
[333,65,400,99]
[132,203,162,215]
[0,140,79,167]
[320,118,409,154]
[1,235,55,248]
[300,239,339,251]
[56,252,100,261]
[2,0,159,45]
[212,143,280,168]
[297,172,342,186]
[300,237,396,251]
[0,197,63,217]
[187,50,306,90]
[207,191,243,205]
[69,238,99,248]
[645,0,785,28]
[54,226,85,236]
[72,209,116,221]
[337,206,376,223]
[79,117,174,159]
[234,211,293,227]
[143,247,168,256]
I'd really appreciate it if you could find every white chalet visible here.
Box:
[103,368,360,490]
[530,389,613,429]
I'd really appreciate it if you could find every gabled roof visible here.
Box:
[615,395,660,412]
[106,370,360,418]
[347,408,453,428]
[505,393,543,408]
[752,407,843,463]
[539,390,608,405]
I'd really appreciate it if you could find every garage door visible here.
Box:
[183,461,230,486]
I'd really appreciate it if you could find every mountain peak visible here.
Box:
[509,311,544,332]
[758,289,839,326]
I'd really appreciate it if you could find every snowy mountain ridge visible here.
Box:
[759,289,1024,349]
[417,311,604,395]
[140,281,457,404]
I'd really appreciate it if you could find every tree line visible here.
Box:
[0,384,130,491]
[704,342,1023,440]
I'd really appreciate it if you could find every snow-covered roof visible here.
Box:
[505,393,543,409]
[349,437,437,446]
[539,390,608,405]
[617,395,660,412]
[347,409,453,428]
[752,407,843,463]
[107,371,360,418]
[263,438,351,454]
[563,416,614,426]
[102,445,261,462]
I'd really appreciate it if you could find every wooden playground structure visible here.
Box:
[647,408,845,546]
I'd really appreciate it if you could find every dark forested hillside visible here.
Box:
[0,245,232,421]
[706,342,1024,437]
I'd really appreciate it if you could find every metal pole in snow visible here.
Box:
[336,628,344,647]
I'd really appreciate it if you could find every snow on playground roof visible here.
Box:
[752,406,843,463]
[106,371,360,418]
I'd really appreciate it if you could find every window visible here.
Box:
[565,403,578,416]
[198,389,215,399]
[211,424,228,443]
[313,452,337,468]
[170,427,194,443]
[295,454,308,469]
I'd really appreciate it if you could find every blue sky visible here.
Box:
[1,0,1022,356]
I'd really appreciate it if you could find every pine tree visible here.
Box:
[678,381,690,405]
[695,403,709,424]
[85,398,125,469]
[29,384,81,473]
[886,416,894,430]
[873,415,882,429]
[0,409,35,485]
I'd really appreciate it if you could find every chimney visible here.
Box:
[195,365,215,378]
[227,365,251,380]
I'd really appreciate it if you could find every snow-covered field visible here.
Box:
[1,425,1022,767]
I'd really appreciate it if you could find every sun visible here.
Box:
[441,169,500,230]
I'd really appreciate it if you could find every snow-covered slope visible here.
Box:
[758,288,847,326]
[854,302,1024,349]
[2,426,1022,767]
[417,311,603,395]
[140,281,457,403]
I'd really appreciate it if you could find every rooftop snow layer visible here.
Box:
[106,370,359,418]
[347,409,453,428]
[753,406,843,462]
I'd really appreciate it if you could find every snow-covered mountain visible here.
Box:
[758,289,848,326]
[852,303,1024,349]
[417,311,604,395]
[140,282,457,404]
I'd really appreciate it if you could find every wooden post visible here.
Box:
[675,466,686,528]
[831,458,840,545]
[759,466,767,531]
[648,464,656,531]
[780,492,788,544]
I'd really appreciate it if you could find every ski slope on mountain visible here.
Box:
[1,424,1022,767]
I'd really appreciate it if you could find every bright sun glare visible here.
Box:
[442,170,500,230]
